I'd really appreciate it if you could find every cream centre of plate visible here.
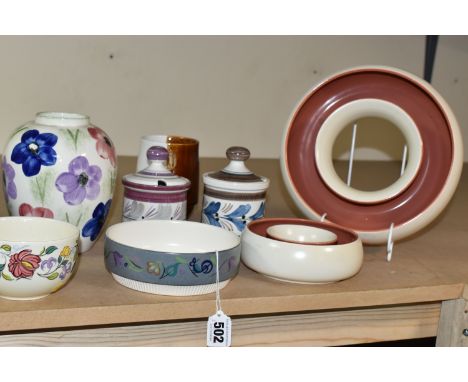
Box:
[315,98,423,204]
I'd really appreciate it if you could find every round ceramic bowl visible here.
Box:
[0,217,79,300]
[104,220,241,296]
[242,218,363,284]
[266,224,337,245]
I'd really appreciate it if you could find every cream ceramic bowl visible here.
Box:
[242,218,363,284]
[266,224,337,245]
[105,220,241,296]
[0,217,79,300]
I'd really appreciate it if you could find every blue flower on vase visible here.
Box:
[203,201,222,227]
[11,129,58,177]
[82,199,112,241]
[250,202,265,221]
[225,204,252,232]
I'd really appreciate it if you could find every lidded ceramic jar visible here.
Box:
[202,146,270,235]
[122,146,191,221]
[2,112,117,253]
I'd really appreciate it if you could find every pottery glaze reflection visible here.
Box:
[266,224,337,245]
[202,146,269,235]
[2,112,117,252]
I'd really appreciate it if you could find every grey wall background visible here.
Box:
[0,36,466,160]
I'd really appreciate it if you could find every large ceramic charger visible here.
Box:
[281,66,463,244]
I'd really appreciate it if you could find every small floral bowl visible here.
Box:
[104,220,241,296]
[0,217,79,300]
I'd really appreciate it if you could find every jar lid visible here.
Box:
[123,146,190,192]
[203,146,270,192]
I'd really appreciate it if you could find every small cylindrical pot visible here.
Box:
[122,146,190,221]
[137,135,199,216]
[202,146,270,235]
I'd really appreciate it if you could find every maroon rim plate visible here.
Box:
[280,66,463,244]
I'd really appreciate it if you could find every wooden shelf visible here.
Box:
[0,157,467,346]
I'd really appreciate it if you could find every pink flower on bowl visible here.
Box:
[19,203,54,218]
[88,127,117,168]
[8,249,41,278]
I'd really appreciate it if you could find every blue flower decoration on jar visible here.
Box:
[11,129,58,177]
[203,201,222,227]
[225,204,252,232]
[250,202,265,221]
[82,199,112,241]
[203,201,265,232]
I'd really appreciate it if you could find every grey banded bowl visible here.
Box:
[104,220,241,296]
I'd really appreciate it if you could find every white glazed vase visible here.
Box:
[2,112,118,253]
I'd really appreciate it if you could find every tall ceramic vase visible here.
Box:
[2,112,117,253]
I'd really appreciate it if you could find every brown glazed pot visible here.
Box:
[166,136,199,215]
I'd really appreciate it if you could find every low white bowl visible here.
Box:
[242,218,363,284]
[266,224,337,245]
[105,220,241,296]
[0,217,79,300]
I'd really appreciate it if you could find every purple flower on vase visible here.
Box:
[55,156,102,205]
[2,157,17,201]
[11,129,57,177]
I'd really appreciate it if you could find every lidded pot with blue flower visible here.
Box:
[202,146,269,235]
[2,112,117,252]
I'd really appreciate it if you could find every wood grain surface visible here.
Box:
[0,303,440,347]
[436,298,468,346]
